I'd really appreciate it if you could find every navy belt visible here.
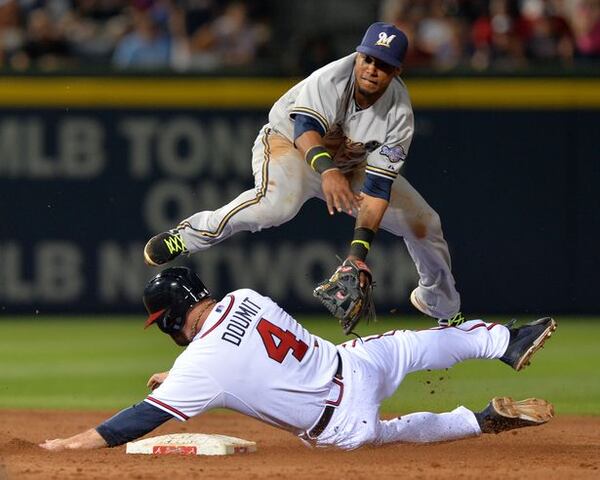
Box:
[308,352,344,439]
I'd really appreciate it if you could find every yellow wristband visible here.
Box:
[351,239,371,251]
[305,146,334,174]
[310,152,332,170]
[349,227,375,260]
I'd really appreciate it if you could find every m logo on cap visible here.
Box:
[356,22,408,67]
[375,32,396,48]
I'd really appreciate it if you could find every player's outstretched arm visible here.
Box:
[40,428,108,451]
[351,193,388,235]
[313,194,385,333]
[347,193,388,285]
[40,401,174,451]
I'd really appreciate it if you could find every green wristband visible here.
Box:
[348,227,376,260]
[305,146,335,174]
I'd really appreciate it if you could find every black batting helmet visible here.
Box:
[143,267,210,334]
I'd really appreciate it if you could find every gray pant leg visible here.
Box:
[179,128,318,253]
[383,175,460,318]
[348,172,460,318]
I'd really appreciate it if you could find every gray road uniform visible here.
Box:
[178,52,460,319]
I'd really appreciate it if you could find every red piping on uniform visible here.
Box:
[146,396,189,420]
[364,330,399,342]
[325,377,344,407]
[426,322,500,332]
[465,322,499,331]
[199,295,235,339]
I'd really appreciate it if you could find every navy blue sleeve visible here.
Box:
[95,401,174,447]
[361,172,393,201]
[293,113,326,141]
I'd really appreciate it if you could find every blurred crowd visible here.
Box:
[0,0,272,71]
[381,0,600,70]
[0,0,599,73]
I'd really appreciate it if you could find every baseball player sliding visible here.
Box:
[143,22,463,327]
[41,267,556,452]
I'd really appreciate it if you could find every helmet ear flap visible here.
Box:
[156,308,175,333]
[160,309,188,334]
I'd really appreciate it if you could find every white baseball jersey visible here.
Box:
[145,289,340,435]
[144,288,510,449]
[269,52,414,178]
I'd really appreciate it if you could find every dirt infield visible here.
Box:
[0,410,598,480]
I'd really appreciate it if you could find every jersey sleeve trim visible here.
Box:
[289,106,329,132]
[365,165,397,181]
[293,113,326,139]
[96,401,173,447]
[145,396,189,421]
[199,294,235,340]
[362,172,393,201]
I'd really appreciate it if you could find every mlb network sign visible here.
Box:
[0,109,417,314]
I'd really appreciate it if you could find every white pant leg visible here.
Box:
[179,127,320,253]
[341,320,509,400]
[364,173,461,319]
[377,406,481,444]
[399,320,510,374]
[370,322,506,443]
[322,321,508,449]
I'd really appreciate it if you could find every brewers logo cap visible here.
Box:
[356,22,408,67]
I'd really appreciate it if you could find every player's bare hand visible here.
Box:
[40,436,90,452]
[321,169,360,215]
[147,371,169,390]
[40,438,68,452]
[40,429,108,451]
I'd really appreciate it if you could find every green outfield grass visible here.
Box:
[1,315,598,415]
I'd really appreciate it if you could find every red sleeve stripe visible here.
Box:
[424,323,500,332]
[199,295,236,339]
[465,322,500,331]
[145,396,189,420]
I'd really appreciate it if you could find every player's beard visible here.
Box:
[356,85,381,106]
[170,331,191,347]
[357,86,375,99]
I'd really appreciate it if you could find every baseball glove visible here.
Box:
[313,258,376,335]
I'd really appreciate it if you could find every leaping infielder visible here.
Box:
[144,22,463,327]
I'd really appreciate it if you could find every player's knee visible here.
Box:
[427,211,443,235]
[410,210,442,239]
[352,419,380,447]
[257,192,303,227]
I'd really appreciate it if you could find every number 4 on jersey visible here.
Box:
[257,318,308,363]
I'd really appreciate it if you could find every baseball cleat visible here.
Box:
[438,312,465,327]
[476,397,554,434]
[144,229,188,266]
[410,288,465,327]
[410,288,432,316]
[499,317,557,371]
